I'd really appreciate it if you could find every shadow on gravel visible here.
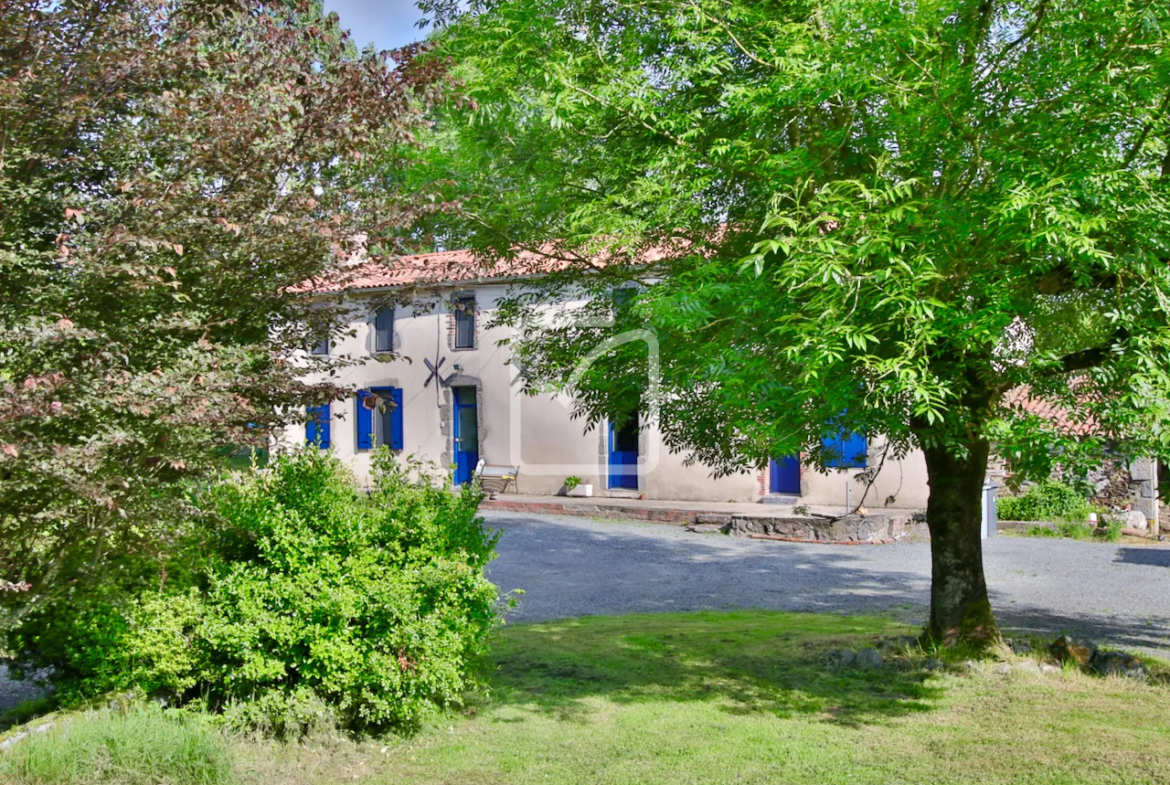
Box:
[486,514,1170,659]
[486,610,943,728]
[1114,547,1170,568]
[486,515,933,619]
[992,608,1170,658]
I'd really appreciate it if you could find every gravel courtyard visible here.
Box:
[485,511,1170,657]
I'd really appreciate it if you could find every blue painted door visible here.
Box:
[608,417,639,490]
[453,387,479,485]
[770,455,801,494]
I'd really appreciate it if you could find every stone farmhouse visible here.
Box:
[285,247,930,509]
[285,247,1160,521]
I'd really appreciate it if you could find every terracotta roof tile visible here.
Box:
[295,239,686,294]
[1003,386,1101,437]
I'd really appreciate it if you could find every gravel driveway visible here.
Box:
[5,511,1168,715]
[485,511,1170,657]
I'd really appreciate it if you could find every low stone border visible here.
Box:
[481,498,700,524]
[836,633,1156,682]
[482,497,912,543]
[1050,635,1149,679]
[715,513,910,544]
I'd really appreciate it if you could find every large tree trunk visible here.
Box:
[922,437,1000,647]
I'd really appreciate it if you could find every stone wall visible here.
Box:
[988,451,1160,528]
[723,513,908,544]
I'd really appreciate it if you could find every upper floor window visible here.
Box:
[454,295,475,349]
[374,306,394,353]
[310,335,329,356]
[613,286,636,316]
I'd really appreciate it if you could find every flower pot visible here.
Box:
[566,484,593,498]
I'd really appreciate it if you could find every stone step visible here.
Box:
[760,494,801,505]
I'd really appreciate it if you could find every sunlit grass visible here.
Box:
[357,610,1170,785]
[0,706,233,785]
[5,610,1169,785]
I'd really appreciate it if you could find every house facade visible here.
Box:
[283,249,933,509]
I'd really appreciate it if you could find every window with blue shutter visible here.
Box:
[356,391,374,450]
[374,306,393,353]
[823,430,867,468]
[453,295,475,348]
[356,387,403,451]
[305,404,331,448]
[388,387,404,450]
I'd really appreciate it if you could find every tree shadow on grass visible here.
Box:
[483,610,945,728]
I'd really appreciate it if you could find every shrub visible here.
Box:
[996,480,1094,522]
[6,449,501,734]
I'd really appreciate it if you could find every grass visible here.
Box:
[0,695,55,733]
[350,611,1170,785]
[4,610,1170,785]
[0,706,233,785]
[1019,518,1126,542]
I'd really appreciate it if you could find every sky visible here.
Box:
[322,0,428,51]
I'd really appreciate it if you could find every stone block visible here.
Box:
[1128,458,1156,482]
[1090,650,1148,680]
[825,649,857,668]
[1009,638,1033,655]
[855,648,883,668]
[1050,636,1097,668]
[1124,510,1149,531]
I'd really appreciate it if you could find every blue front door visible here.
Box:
[770,455,801,494]
[453,387,479,485]
[608,417,639,490]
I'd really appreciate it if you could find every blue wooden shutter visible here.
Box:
[305,407,318,446]
[824,431,866,468]
[356,391,374,450]
[317,404,331,449]
[306,404,330,449]
[389,387,404,450]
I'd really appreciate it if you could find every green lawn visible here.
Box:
[5,610,1170,785]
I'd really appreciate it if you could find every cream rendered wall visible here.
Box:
[283,282,931,509]
[799,438,931,509]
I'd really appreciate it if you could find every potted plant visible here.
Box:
[563,475,592,497]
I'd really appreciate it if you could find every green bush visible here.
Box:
[0,706,233,785]
[7,449,501,734]
[996,480,1094,522]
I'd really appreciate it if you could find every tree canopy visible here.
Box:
[414,0,1170,643]
[0,0,447,618]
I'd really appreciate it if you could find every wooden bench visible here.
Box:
[475,460,519,497]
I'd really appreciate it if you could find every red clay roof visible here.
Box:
[296,239,686,294]
[1003,386,1101,437]
[308,246,566,293]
